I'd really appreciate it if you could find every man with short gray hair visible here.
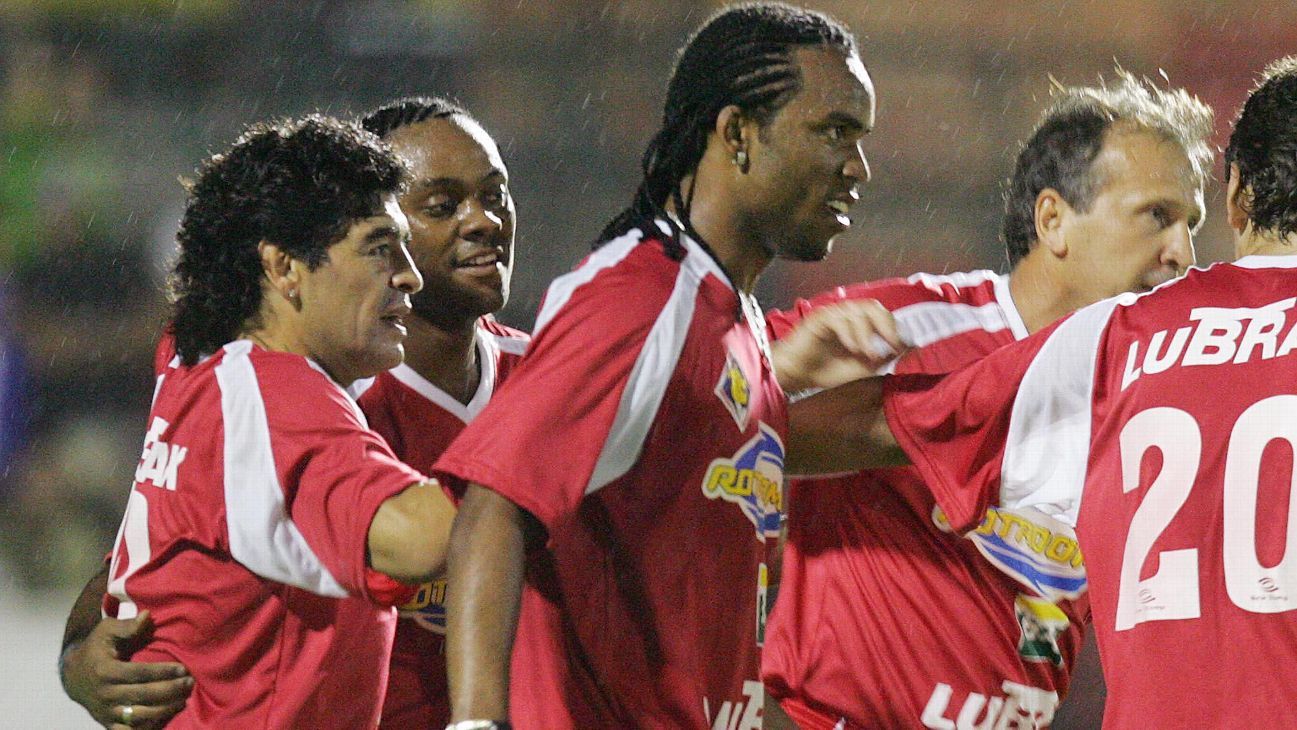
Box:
[762,70,1213,730]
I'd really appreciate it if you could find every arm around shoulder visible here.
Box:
[60,564,193,728]
[784,376,908,475]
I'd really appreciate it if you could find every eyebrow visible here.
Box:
[824,111,866,134]
[1143,197,1204,229]
[364,224,403,243]
[410,169,508,192]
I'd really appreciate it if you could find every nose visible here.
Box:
[458,198,504,243]
[1163,221,1195,272]
[843,140,871,184]
[392,241,423,295]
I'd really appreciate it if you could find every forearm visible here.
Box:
[785,376,908,474]
[62,564,108,661]
[446,484,532,722]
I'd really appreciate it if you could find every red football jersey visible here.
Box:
[435,223,787,729]
[352,318,529,729]
[886,255,1297,728]
[763,271,1087,729]
[105,339,425,729]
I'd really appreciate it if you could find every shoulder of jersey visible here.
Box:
[478,316,530,359]
[535,227,691,334]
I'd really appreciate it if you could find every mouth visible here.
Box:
[453,247,506,272]
[380,304,411,334]
[825,192,859,226]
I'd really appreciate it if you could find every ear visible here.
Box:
[715,105,753,172]
[257,240,301,305]
[1033,189,1070,258]
[1225,163,1251,235]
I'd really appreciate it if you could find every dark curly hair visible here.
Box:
[170,115,407,364]
[360,95,471,139]
[1002,71,1213,267]
[1226,56,1297,241]
[597,2,856,257]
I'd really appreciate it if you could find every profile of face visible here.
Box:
[1056,127,1203,301]
[739,46,875,262]
[385,115,515,327]
[296,194,421,384]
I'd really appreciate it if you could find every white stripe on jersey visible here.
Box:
[1000,295,1128,526]
[535,230,642,335]
[585,234,717,495]
[893,300,1013,350]
[492,333,529,357]
[215,340,348,598]
[905,269,1001,290]
[385,326,501,424]
[874,272,1024,375]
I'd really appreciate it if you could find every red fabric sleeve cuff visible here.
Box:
[363,567,419,607]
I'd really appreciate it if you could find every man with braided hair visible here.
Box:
[355,96,530,729]
[435,4,897,729]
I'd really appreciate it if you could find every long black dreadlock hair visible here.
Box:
[597,2,855,260]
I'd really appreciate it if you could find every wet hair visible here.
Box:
[596,2,857,257]
[170,115,406,364]
[1226,56,1297,241]
[1002,70,1214,267]
[360,95,472,139]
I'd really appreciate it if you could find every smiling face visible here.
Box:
[738,46,875,262]
[1060,127,1203,300]
[384,115,515,329]
[296,194,421,384]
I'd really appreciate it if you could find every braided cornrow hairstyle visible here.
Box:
[361,96,472,139]
[597,2,856,259]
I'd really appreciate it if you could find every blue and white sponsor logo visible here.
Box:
[702,422,785,541]
[397,579,447,633]
[933,504,1087,602]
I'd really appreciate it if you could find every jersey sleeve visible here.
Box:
[765,278,928,341]
[883,296,1120,534]
[233,354,426,603]
[434,248,676,533]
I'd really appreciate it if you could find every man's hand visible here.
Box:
[772,299,907,393]
[61,611,192,729]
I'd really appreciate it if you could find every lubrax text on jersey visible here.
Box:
[1121,296,1297,391]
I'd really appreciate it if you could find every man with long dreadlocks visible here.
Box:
[434,4,896,728]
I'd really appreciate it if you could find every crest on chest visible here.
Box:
[714,349,752,430]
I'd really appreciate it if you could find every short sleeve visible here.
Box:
[285,414,425,601]
[220,348,424,603]
[434,248,677,532]
[765,279,925,341]
[883,325,1055,533]
[884,297,1121,533]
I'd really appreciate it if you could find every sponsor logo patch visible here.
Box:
[398,579,447,633]
[933,504,1087,602]
[702,422,784,541]
[1015,593,1069,666]
[714,349,751,430]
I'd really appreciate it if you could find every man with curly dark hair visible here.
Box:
[60,115,458,729]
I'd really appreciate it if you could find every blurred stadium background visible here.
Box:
[1,0,1292,725]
